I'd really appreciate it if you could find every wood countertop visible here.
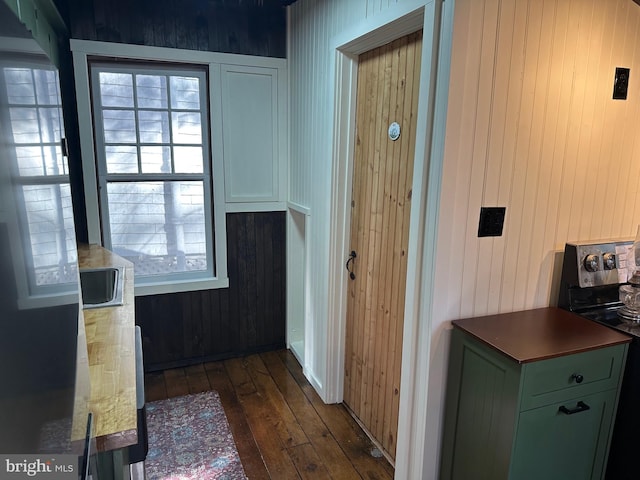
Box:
[452,307,631,363]
[77,243,137,452]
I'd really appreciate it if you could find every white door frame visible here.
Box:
[325,0,456,477]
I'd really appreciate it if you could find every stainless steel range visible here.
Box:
[559,239,640,480]
[558,239,640,332]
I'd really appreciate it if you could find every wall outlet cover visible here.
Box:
[613,67,630,100]
[478,207,506,237]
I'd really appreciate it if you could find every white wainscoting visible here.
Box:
[428,0,640,479]
[221,64,286,205]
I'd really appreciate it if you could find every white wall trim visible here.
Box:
[324,48,358,404]
[395,0,456,478]
[287,201,311,216]
[0,36,42,54]
[208,63,230,285]
[332,0,430,53]
[69,39,287,69]
[134,276,230,297]
[71,48,101,244]
[225,202,287,213]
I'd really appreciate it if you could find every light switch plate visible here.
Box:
[613,67,630,100]
[478,207,506,237]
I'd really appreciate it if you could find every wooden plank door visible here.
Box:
[343,31,422,460]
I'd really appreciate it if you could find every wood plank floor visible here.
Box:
[144,349,395,480]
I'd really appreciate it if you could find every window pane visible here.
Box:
[174,146,203,173]
[9,107,40,143]
[138,110,169,143]
[106,145,138,173]
[15,146,44,176]
[140,146,171,173]
[42,144,66,175]
[107,181,207,275]
[170,76,200,110]
[21,184,77,286]
[34,69,61,105]
[171,112,201,144]
[103,109,136,143]
[3,67,35,104]
[38,107,63,143]
[14,145,66,176]
[99,72,134,107]
[136,74,167,108]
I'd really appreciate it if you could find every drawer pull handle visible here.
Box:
[559,401,590,415]
[571,373,584,384]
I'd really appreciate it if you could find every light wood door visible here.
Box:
[343,30,422,460]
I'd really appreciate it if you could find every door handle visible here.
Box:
[345,250,357,280]
[558,401,590,415]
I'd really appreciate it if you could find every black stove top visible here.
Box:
[576,306,640,338]
[559,240,640,340]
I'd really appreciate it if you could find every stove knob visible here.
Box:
[603,253,616,270]
[584,254,600,272]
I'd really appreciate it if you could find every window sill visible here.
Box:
[133,276,229,296]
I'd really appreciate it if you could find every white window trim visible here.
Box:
[0,41,80,308]
[71,39,234,295]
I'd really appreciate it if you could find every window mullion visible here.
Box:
[104,173,204,182]
[29,68,48,177]
[166,74,175,173]
[131,72,142,174]
[16,175,70,186]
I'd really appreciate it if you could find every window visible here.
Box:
[72,40,298,294]
[89,63,218,288]
[0,55,78,298]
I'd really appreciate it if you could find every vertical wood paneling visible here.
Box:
[288,0,416,209]
[588,0,617,241]
[464,0,500,314]
[458,0,492,318]
[571,0,601,240]
[484,0,520,312]
[556,1,593,244]
[440,0,640,320]
[614,4,640,233]
[525,0,568,307]
[63,0,286,57]
[136,212,286,370]
[344,32,421,459]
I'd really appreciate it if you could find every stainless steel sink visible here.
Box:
[80,267,124,309]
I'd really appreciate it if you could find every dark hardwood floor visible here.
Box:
[144,349,395,480]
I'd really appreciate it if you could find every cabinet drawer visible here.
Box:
[520,344,626,411]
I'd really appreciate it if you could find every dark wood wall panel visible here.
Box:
[56,0,286,57]
[135,212,286,371]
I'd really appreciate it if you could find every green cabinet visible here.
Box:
[440,327,628,480]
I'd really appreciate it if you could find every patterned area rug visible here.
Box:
[145,391,247,480]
